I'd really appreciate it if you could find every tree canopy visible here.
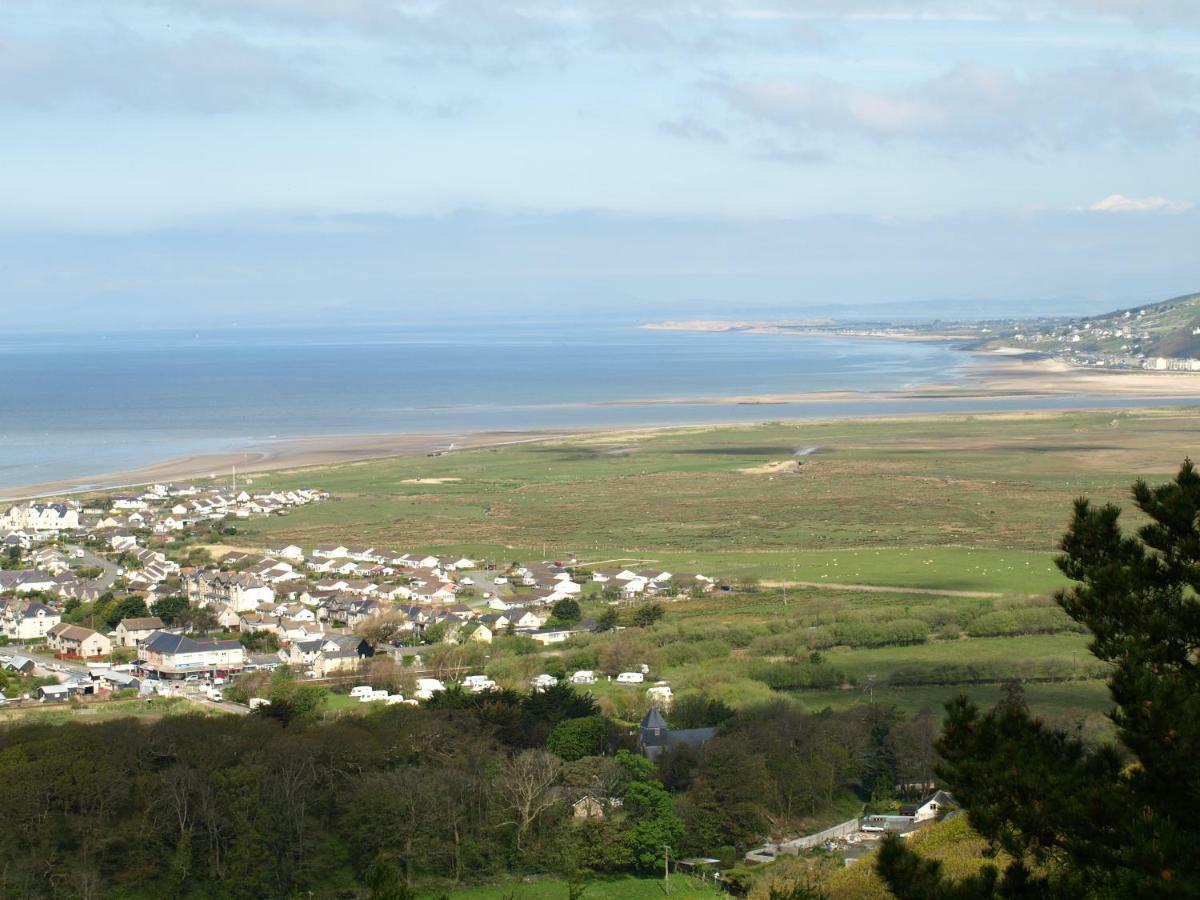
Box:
[879,460,1200,899]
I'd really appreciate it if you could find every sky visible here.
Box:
[2,0,1199,329]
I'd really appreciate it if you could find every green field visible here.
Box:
[236,408,1197,587]
[222,408,1198,728]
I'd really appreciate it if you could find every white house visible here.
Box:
[0,600,61,640]
[0,502,80,533]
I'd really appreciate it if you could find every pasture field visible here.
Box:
[225,408,1196,727]
[237,408,1197,579]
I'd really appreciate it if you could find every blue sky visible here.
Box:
[3,1,1199,329]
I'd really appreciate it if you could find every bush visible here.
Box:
[966,606,1082,637]
[748,660,845,691]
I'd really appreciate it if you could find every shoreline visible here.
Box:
[3,348,1198,502]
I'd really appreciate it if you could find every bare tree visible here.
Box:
[499,750,562,856]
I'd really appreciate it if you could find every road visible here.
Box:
[6,644,90,677]
[65,544,120,592]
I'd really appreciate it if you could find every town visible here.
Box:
[0,485,722,711]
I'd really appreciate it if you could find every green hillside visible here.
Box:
[982,290,1200,361]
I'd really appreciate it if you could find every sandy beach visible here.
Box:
[3,348,1196,502]
[0,431,577,502]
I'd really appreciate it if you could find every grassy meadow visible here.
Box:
[224,408,1199,727]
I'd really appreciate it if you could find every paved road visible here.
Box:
[66,544,119,592]
[6,644,90,677]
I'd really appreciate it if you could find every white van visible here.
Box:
[348,685,373,699]
[616,672,645,685]
[205,687,224,702]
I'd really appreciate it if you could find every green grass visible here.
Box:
[0,696,207,725]
[234,408,1195,596]
[821,633,1094,680]
[444,874,722,899]
[219,408,1198,732]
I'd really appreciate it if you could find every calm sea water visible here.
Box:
[0,321,1186,490]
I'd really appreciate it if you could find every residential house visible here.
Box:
[115,616,166,649]
[47,623,113,659]
[0,599,61,640]
[0,502,80,533]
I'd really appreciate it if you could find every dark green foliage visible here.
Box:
[879,460,1200,899]
[594,606,620,632]
[550,597,582,625]
[667,695,735,730]
[630,603,664,627]
[547,716,614,761]
[153,595,191,625]
[106,595,150,629]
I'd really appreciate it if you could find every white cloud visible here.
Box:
[711,62,1200,152]
[1088,193,1194,212]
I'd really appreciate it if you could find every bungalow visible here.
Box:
[503,608,546,631]
[530,626,573,645]
[312,545,350,559]
[47,623,113,659]
[268,544,305,562]
[465,622,493,644]
[115,616,166,648]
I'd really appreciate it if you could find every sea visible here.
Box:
[0,320,1190,492]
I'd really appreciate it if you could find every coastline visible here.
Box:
[4,348,1198,502]
[0,431,579,502]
